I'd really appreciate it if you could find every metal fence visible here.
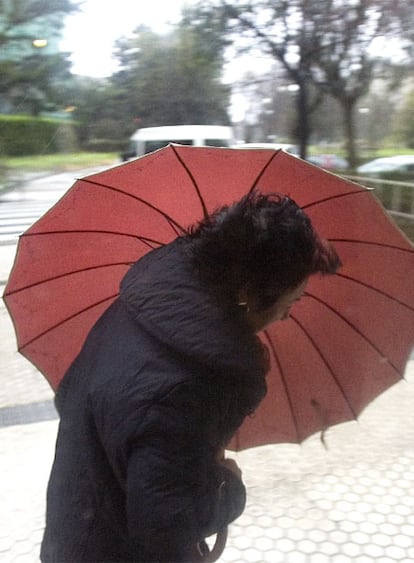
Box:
[344,175,414,222]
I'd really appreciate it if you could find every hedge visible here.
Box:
[0,114,78,156]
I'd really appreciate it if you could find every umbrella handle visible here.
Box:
[196,527,228,562]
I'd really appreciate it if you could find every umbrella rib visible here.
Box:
[301,188,370,210]
[249,150,281,193]
[336,272,414,312]
[171,145,209,220]
[289,314,359,419]
[263,330,302,443]
[18,294,118,351]
[330,238,414,254]
[4,261,136,296]
[21,230,164,247]
[304,292,401,374]
[80,178,187,234]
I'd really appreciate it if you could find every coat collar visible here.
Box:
[119,238,266,382]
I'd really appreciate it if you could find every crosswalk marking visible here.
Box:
[0,200,54,244]
[0,166,111,246]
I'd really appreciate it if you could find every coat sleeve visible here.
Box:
[91,377,246,561]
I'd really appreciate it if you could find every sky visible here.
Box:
[60,0,199,77]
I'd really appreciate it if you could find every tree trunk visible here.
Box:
[296,80,310,160]
[342,99,358,169]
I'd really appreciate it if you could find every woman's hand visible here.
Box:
[220,457,242,480]
[215,447,242,480]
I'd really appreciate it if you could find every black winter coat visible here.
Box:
[40,238,267,562]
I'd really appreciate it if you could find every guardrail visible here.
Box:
[344,175,414,222]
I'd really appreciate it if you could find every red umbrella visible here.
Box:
[3,145,414,448]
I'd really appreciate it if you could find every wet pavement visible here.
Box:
[1,171,414,562]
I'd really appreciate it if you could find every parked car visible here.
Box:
[306,154,349,171]
[120,125,235,161]
[357,155,414,175]
[232,142,299,155]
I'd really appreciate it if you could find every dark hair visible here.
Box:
[184,191,341,311]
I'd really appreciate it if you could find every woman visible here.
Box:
[41,192,340,562]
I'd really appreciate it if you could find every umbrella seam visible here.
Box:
[17,231,163,245]
[289,314,359,420]
[302,189,372,209]
[4,262,134,296]
[17,294,118,350]
[330,238,414,254]
[248,150,281,193]
[170,145,209,220]
[170,146,280,215]
[263,330,301,443]
[304,293,401,375]
[80,178,186,236]
[336,272,414,312]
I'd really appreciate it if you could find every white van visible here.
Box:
[121,125,235,161]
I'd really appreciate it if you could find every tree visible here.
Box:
[61,75,128,150]
[0,0,77,115]
[393,88,414,148]
[193,0,413,164]
[0,52,73,115]
[111,18,231,130]
[0,0,77,44]
[305,1,406,167]
[234,68,299,143]
[392,0,414,69]
[192,0,326,158]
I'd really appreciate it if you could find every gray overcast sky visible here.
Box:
[61,0,198,77]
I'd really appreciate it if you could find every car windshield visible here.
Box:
[204,138,231,147]
[144,139,194,154]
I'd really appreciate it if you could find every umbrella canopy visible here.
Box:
[4,145,414,448]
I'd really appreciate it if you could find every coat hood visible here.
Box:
[119,238,266,382]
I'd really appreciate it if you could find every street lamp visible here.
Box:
[32,39,48,49]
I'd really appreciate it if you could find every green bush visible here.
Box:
[0,114,78,156]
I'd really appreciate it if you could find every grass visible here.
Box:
[308,145,414,160]
[370,147,414,157]
[2,152,119,173]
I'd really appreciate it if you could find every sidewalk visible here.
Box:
[1,205,414,562]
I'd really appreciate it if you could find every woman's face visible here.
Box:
[247,278,308,333]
